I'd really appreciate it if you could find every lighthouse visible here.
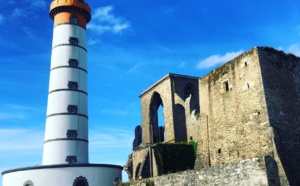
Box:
[43,0,91,165]
[2,1,122,185]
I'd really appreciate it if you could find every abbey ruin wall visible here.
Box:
[196,47,274,169]
[258,47,300,185]
[140,75,175,143]
[126,47,300,185]
[140,74,199,144]
[128,156,280,186]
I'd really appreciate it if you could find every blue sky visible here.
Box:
[1,0,300,183]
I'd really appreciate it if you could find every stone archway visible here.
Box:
[149,92,165,143]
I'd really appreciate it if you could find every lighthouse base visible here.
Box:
[2,164,122,186]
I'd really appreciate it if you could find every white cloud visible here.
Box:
[88,39,101,45]
[0,14,4,24]
[11,8,23,18]
[197,50,244,69]
[0,113,25,120]
[99,109,128,116]
[127,63,144,74]
[90,128,133,149]
[88,6,130,34]
[178,62,186,68]
[23,27,39,40]
[0,129,43,151]
[31,0,46,8]
[287,44,300,57]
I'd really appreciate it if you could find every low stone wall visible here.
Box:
[126,157,280,186]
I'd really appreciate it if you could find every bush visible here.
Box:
[154,143,196,174]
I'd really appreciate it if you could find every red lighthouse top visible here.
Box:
[50,0,91,23]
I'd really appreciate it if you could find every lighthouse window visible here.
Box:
[69,59,79,67]
[69,37,79,45]
[66,156,77,164]
[67,130,78,138]
[24,180,34,186]
[70,14,78,25]
[68,81,78,90]
[67,105,78,113]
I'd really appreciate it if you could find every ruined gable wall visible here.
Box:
[140,76,175,143]
[259,47,300,185]
[197,47,274,168]
[140,74,200,144]
[170,75,199,142]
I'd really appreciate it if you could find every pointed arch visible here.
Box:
[149,92,165,143]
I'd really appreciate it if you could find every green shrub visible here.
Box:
[154,143,196,174]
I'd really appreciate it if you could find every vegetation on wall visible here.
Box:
[120,180,154,186]
[154,142,196,174]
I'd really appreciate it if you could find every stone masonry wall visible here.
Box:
[131,147,149,180]
[140,74,199,144]
[171,75,199,142]
[259,47,300,185]
[128,157,277,186]
[196,47,274,169]
[140,75,174,143]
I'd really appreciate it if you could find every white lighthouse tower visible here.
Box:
[2,1,123,185]
[43,0,90,166]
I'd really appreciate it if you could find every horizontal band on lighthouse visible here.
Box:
[49,89,88,95]
[54,22,86,30]
[52,44,87,52]
[44,138,88,144]
[51,66,88,73]
[47,113,88,119]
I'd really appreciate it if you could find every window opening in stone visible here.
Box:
[158,106,164,128]
[70,14,78,25]
[224,81,229,91]
[68,81,78,90]
[245,61,248,66]
[69,37,79,45]
[67,105,78,113]
[247,83,250,89]
[69,59,79,67]
[184,85,193,98]
[133,125,142,149]
[67,130,78,138]
[218,149,221,154]
[66,156,77,164]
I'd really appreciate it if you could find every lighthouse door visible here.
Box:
[76,180,86,186]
